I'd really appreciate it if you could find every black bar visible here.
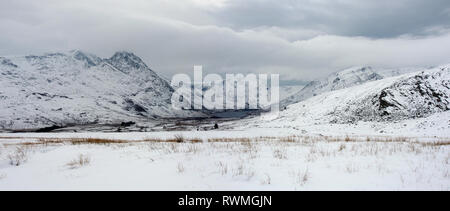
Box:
[0,191,443,209]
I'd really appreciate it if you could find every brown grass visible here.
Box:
[280,136,296,143]
[207,137,252,143]
[68,138,128,145]
[3,135,449,148]
[420,141,450,147]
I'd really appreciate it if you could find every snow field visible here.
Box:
[0,134,448,190]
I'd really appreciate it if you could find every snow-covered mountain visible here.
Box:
[281,66,383,107]
[244,66,449,135]
[0,50,202,130]
[332,66,450,123]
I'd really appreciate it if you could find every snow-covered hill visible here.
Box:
[279,85,305,101]
[333,67,449,123]
[281,66,383,107]
[0,50,203,130]
[238,66,450,137]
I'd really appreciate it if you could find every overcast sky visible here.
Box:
[1,0,450,82]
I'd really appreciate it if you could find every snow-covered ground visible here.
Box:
[0,54,448,190]
[231,110,450,138]
[0,132,448,190]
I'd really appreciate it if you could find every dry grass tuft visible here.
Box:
[176,162,185,173]
[185,144,200,153]
[290,167,309,186]
[174,134,184,143]
[232,163,255,179]
[345,163,359,174]
[217,161,228,175]
[66,154,91,169]
[344,136,352,142]
[261,173,271,185]
[338,144,346,152]
[8,147,28,166]
[273,147,288,159]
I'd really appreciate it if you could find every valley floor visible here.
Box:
[0,131,448,190]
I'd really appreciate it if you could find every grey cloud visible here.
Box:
[0,0,450,83]
[213,0,450,38]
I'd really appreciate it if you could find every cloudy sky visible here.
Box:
[1,0,450,82]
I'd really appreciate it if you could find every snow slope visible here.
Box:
[281,66,383,107]
[279,85,305,101]
[0,50,203,130]
[239,66,450,137]
[333,67,449,123]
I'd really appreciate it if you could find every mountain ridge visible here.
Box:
[0,50,202,130]
[281,66,384,107]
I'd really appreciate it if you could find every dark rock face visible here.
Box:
[107,51,149,72]
[0,57,18,68]
[35,125,62,132]
[72,50,101,67]
[124,99,147,115]
[120,121,136,127]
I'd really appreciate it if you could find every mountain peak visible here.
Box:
[70,50,101,67]
[108,51,148,71]
[336,66,373,76]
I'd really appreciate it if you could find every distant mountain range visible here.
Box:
[0,50,447,131]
